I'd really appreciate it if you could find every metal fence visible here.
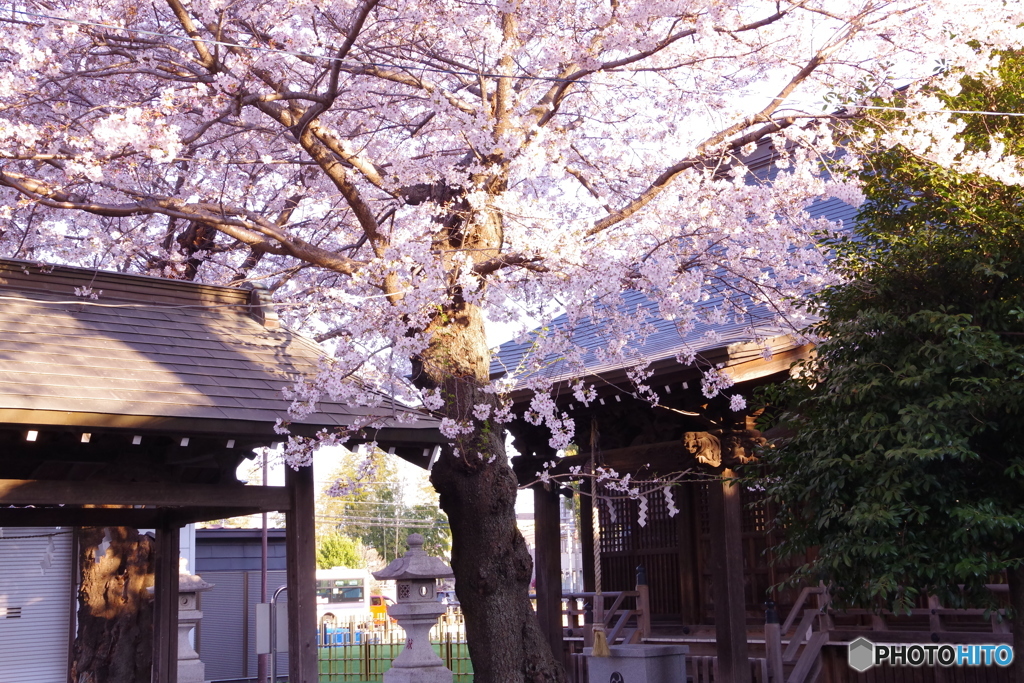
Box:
[318,612,472,682]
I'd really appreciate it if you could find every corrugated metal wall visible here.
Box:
[198,569,289,682]
[0,528,73,683]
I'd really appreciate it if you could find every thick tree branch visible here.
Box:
[585,23,861,237]
[163,0,218,70]
[0,170,366,274]
[472,253,549,276]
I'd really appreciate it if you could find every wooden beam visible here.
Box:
[0,505,266,527]
[534,482,565,662]
[0,507,164,528]
[151,520,180,683]
[0,409,442,444]
[0,479,291,510]
[708,468,751,683]
[719,344,813,384]
[286,465,318,683]
[0,408,285,436]
[513,440,688,486]
[170,506,267,525]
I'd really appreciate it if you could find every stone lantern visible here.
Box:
[177,559,215,683]
[373,533,455,683]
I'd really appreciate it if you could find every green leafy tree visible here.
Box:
[320,449,451,563]
[762,53,1024,674]
[316,532,364,570]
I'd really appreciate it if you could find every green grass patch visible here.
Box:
[317,642,473,682]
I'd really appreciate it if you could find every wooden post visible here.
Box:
[708,468,751,683]
[676,482,700,624]
[152,519,180,683]
[764,601,784,682]
[285,464,318,683]
[635,565,651,640]
[533,481,565,663]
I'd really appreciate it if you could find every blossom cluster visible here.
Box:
[0,0,1021,472]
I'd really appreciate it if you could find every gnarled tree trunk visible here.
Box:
[71,527,155,683]
[418,298,565,683]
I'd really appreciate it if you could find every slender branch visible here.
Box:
[293,0,382,137]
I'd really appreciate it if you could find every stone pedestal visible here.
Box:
[384,601,451,683]
[584,644,689,683]
[177,564,214,683]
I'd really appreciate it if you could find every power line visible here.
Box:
[4,8,587,85]
[316,514,445,528]
[8,7,1024,119]
[318,499,438,508]
[7,6,1024,120]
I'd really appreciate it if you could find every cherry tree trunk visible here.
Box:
[71,527,156,683]
[418,301,565,683]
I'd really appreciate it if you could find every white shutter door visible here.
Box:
[0,528,73,683]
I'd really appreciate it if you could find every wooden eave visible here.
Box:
[502,335,812,408]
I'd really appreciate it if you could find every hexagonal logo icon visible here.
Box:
[848,637,875,672]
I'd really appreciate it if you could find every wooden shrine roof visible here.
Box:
[0,259,440,445]
[490,137,859,395]
[490,214,856,394]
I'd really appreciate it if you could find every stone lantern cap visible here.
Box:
[372,533,454,581]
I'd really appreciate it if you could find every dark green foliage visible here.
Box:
[761,53,1024,614]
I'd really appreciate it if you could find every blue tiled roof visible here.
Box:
[491,193,859,385]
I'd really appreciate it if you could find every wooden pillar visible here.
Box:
[676,482,700,624]
[579,480,596,594]
[285,465,318,683]
[152,519,180,683]
[533,482,565,662]
[708,469,751,683]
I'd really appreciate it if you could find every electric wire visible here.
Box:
[3,7,588,84]
[4,6,1024,119]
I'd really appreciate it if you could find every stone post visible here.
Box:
[177,560,214,683]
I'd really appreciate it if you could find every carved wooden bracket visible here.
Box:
[683,429,766,469]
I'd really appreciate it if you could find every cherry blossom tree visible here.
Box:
[2,1,1023,680]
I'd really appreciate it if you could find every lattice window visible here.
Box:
[741,487,768,533]
[597,491,633,554]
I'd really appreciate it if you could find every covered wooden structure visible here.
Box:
[491,169,859,681]
[497,306,815,683]
[0,258,442,682]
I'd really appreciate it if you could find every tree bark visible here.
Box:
[419,298,565,683]
[71,527,156,683]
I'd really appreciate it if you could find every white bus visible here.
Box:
[315,567,373,627]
